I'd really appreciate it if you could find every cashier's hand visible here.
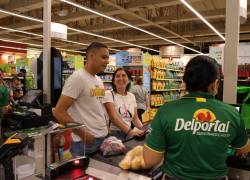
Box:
[236,151,248,159]
[129,128,145,137]
[236,149,248,159]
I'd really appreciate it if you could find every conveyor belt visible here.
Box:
[89,136,162,178]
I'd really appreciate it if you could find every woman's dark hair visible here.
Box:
[183,55,220,92]
[112,68,131,93]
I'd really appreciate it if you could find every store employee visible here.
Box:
[142,55,250,180]
[54,42,109,155]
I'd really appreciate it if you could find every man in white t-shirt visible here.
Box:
[54,42,109,155]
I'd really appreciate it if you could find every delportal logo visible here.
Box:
[193,109,216,122]
[174,109,230,136]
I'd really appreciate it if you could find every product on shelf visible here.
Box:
[150,94,164,106]
[150,56,186,111]
[150,108,158,120]
[100,65,117,90]
[104,65,116,73]
[100,74,113,81]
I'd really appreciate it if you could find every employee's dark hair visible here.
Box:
[86,42,108,60]
[183,55,220,92]
[112,68,131,93]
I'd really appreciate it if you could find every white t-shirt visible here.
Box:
[62,68,108,141]
[103,91,137,131]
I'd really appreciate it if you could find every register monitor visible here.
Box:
[19,89,42,105]
[230,104,242,113]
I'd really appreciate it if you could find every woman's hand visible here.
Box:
[129,127,145,137]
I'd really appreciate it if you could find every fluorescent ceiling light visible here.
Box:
[0,45,28,51]
[180,0,225,41]
[57,48,85,53]
[60,0,202,54]
[0,37,85,54]
[109,48,121,52]
[0,26,43,37]
[0,38,42,47]
[0,26,120,52]
[0,8,42,23]
[68,27,159,53]
[0,9,157,52]
[60,39,88,46]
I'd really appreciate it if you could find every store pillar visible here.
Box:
[223,0,240,104]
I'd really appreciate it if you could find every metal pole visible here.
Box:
[43,0,51,177]
[43,0,51,104]
[223,0,240,103]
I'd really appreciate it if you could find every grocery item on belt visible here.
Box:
[119,145,146,170]
[100,136,126,156]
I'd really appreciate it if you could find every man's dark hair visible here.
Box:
[112,68,131,93]
[183,55,220,92]
[86,42,108,60]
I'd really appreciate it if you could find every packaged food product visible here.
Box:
[100,136,126,156]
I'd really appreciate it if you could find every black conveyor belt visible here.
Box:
[90,136,161,177]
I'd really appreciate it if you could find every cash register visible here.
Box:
[226,104,250,179]
[1,90,52,134]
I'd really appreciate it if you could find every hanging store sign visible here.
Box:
[240,0,247,24]
[51,22,67,40]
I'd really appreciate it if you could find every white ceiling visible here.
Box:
[0,0,249,53]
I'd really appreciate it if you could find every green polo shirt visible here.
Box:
[145,92,248,180]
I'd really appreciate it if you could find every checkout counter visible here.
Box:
[1,126,250,180]
[1,90,52,136]
[1,97,250,179]
[226,131,250,179]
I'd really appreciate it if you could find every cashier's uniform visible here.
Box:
[145,92,248,180]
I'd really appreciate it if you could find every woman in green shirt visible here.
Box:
[143,55,250,180]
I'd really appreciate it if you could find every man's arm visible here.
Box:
[132,108,143,129]
[143,145,164,168]
[236,139,250,155]
[53,95,94,144]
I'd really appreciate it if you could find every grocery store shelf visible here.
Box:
[102,80,112,83]
[166,68,184,72]
[153,78,182,81]
[153,66,184,72]
[3,76,24,79]
[131,75,143,78]
[152,88,182,92]
[103,71,114,74]
[123,64,143,67]
[153,66,167,70]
